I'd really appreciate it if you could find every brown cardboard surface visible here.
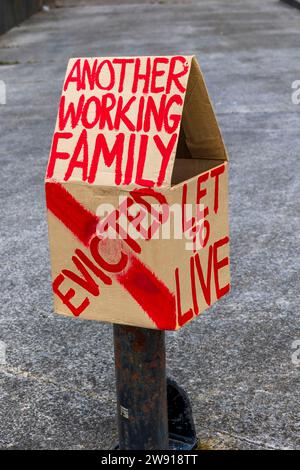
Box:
[171,158,220,185]
[47,56,193,189]
[181,57,228,162]
[45,55,230,330]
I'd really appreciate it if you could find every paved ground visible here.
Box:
[0,0,300,450]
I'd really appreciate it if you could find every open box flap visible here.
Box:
[179,57,228,162]
[45,55,227,191]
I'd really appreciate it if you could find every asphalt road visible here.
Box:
[0,0,299,450]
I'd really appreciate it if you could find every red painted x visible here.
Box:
[45,181,176,329]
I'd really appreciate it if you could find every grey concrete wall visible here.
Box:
[0,0,43,35]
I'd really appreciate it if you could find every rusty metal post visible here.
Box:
[113,324,169,450]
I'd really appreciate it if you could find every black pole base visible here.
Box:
[167,378,198,450]
[114,325,169,450]
[113,325,198,451]
[115,377,198,450]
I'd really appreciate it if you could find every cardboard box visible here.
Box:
[45,55,230,330]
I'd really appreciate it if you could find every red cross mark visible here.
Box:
[45,181,176,330]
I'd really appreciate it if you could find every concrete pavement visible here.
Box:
[0,0,300,449]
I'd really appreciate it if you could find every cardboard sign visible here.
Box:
[45,55,230,330]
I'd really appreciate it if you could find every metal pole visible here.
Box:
[113,324,169,450]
